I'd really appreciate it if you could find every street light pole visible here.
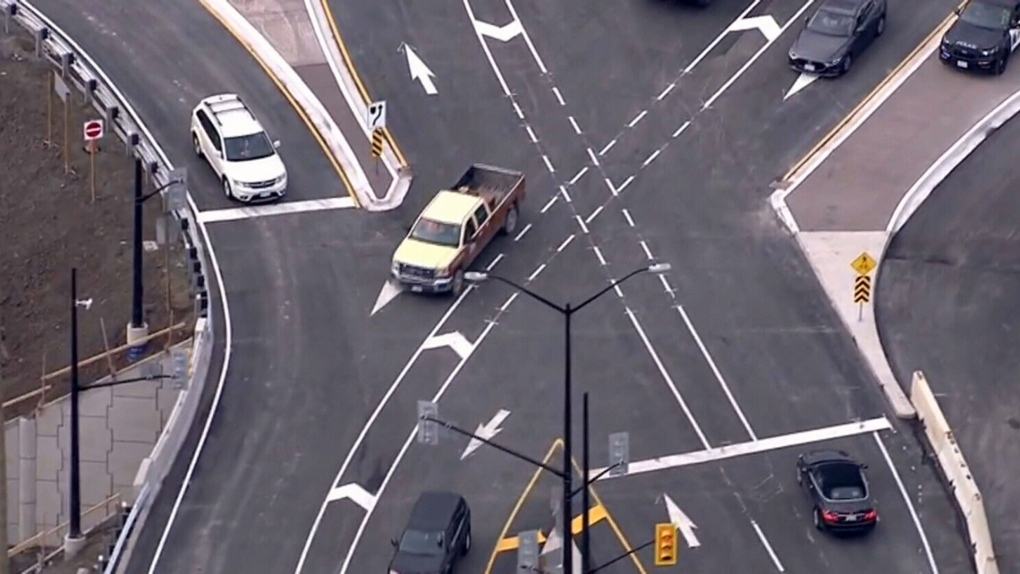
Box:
[582,392,591,574]
[464,262,670,573]
[68,268,82,542]
[131,158,144,331]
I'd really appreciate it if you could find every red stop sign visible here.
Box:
[83,120,104,140]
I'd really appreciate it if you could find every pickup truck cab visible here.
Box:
[390,164,525,296]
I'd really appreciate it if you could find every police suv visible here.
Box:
[940,0,1020,74]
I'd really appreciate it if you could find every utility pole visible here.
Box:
[0,324,11,574]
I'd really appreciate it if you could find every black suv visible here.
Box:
[940,0,1020,74]
[389,491,472,574]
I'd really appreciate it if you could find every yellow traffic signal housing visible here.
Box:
[655,522,678,566]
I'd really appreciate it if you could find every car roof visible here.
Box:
[406,491,464,531]
[421,190,483,225]
[198,94,266,138]
[802,449,860,467]
[819,0,865,14]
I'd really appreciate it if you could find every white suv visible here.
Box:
[190,94,288,202]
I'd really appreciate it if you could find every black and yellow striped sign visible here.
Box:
[853,275,871,304]
[370,128,384,158]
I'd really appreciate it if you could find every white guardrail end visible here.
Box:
[3,1,218,571]
[910,371,1000,574]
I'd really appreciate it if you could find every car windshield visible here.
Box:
[223,132,276,162]
[807,9,855,36]
[398,529,444,556]
[960,2,1011,30]
[410,218,462,247]
[828,485,866,500]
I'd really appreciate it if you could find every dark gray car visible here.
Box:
[788,0,887,76]
[797,450,878,533]
[389,491,472,574]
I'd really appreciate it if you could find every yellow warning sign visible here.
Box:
[854,275,871,304]
[370,128,384,158]
[850,252,876,276]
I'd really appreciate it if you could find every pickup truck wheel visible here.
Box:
[501,204,519,235]
[451,270,465,297]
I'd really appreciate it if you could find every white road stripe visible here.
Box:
[197,197,357,223]
[514,223,532,241]
[599,140,617,156]
[751,521,785,571]
[873,433,939,573]
[556,234,575,252]
[569,166,589,185]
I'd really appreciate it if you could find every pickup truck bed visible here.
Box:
[451,164,524,210]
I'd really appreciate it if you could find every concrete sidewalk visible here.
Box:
[5,346,186,546]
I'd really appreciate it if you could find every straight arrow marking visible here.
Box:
[785,72,819,100]
[371,280,403,316]
[473,19,524,42]
[729,15,781,42]
[422,331,475,360]
[663,494,700,548]
[461,409,511,460]
[327,483,377,511]
[403,43,438,95]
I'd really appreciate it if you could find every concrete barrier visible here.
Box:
[2,0,223,567]
[910,371,999,574]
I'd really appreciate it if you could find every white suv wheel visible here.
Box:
[223,179,233,199]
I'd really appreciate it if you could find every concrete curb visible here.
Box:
[201,0,412,211]
[3,0,225,568]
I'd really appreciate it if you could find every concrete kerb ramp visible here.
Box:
[5,0,221,564]
[201,0,414,211]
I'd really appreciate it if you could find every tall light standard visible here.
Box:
[464,262,671,574]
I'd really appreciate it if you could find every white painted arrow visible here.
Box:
[461,409,511,459]
[403,44,437,95]
[371,280,403,316]
[784,72,819,100]
[663,494,701,548]
[728,15,781,42]
[327,483,377,511]
[423,332,475,360]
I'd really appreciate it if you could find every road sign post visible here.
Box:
[517,529,540,572]
[416,401,438,445]
[83,119,104,202]
[608,432,629,477]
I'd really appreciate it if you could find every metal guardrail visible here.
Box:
[1,0,218,570]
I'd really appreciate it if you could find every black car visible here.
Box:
[940,0,1020,75]
[788,0,887,76]
[796,450,878,533]
[389,491,472,574]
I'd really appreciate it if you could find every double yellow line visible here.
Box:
[783,5,962,183]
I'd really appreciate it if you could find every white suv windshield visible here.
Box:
[960,2,1011,30]
[223,133,275,162]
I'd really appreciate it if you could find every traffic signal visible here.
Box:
[654,522,677,566]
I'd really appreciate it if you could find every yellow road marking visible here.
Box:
[317,0,408,167]
[782,7,962,183]
[196,0,361,208]
[484,440,563,574]
[495,505,609,553]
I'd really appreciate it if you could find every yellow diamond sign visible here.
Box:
[850,252,876,276]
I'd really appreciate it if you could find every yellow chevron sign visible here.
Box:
[853,275,871,304]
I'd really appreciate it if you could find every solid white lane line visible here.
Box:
[197,197,356,223]
[514,223,532,242]
[625,308,711,449]
[337,317,500,573]
[675,305,758,440]
[586,205,604,224]
[873,433,939,574]
[591,417,893,479]
[486,253,504,271]
[528,264,546,281]
[683,0,762,74]
[622,209,635,227]
[556,234,575,252]
[294,285,475,573]
[751,521,785,571]
[599,140,617,156]
[574,215,590,235]
[568,116,582,134]
[541,195,558,213]
[658,274,674,296]
[569,166,589,185]
[503,0,548,74]
[617,175,635,194]
[512,101,524,120]
[628,110,649,128]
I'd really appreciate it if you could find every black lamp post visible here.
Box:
[464,262,671,573]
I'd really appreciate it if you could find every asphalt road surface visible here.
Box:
[306,0,975,572]
[878,112,1020,573]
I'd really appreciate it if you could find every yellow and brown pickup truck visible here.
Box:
[390,164,526,296]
